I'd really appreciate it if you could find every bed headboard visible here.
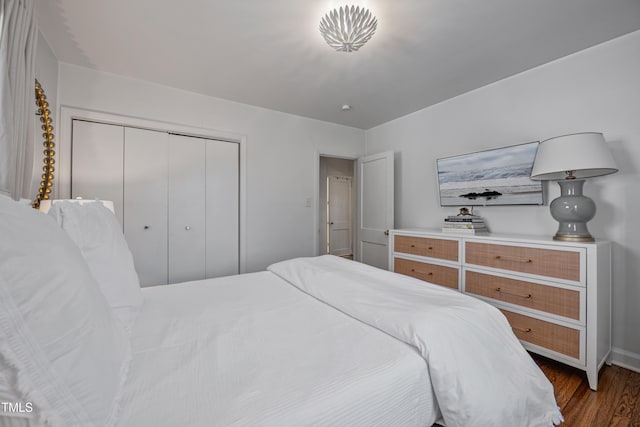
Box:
[32,79,56,210]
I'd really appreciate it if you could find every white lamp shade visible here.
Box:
[38,199,115,214]
[530,132,618,180]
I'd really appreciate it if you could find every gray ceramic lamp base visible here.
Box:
[549,179,596,242]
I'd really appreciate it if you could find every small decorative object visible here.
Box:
[457,207,472,216]
[319,5,377,52]
[32,79,55,210]
[530,132,618,242]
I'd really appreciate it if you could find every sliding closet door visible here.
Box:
[71,120,124,225]
[206,140,239,277]
[168,134,206,284]
[124,128,169,287]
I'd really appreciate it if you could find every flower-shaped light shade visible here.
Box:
[319,5,377,52]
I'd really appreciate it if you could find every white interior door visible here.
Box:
[168,134,206,284]
[71,120,124,225]
[357,151,394,269]
[124,128,169,287]
[327,176,352,256]
[205,140,240,278]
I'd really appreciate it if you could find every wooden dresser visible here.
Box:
[389,228,611,390]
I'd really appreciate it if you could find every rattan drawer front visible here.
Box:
[501,309,580,359]
[394,258,459,289]
[465,270,580,320]
[395,235,458,261]
[465,242,581,282]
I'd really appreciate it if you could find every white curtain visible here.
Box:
[0,0,37,200]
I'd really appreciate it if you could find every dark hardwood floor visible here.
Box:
[534,355,640,426]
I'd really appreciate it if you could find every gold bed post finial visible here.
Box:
[32,79,55,209]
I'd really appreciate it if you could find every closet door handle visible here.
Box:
[185,226,191,231]
[143,225,150,230]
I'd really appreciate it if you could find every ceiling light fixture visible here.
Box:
[319,5,377,52]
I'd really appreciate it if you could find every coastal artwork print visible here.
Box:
[437,142,544,206]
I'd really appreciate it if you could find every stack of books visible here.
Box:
[442,215,488,234]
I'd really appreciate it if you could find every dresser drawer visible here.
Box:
[465,242,581,282]
[465,270,580,320]
[501,309,581,359]
[395,235,458,262]
[394,258,459,289]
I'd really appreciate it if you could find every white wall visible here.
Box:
[57,64,365,272]
[365,30,640,369]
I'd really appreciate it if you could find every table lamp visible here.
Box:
[38,198,115,214]
[530,132,617,242]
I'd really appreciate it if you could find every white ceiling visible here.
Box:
[36,0,640,129]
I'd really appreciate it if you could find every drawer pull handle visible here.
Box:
[495,255,533,263]
[428,246,433,250]
[410,244,416,248]
[410,269,433,276]
[496,287,532,299]
[512,326,532,333]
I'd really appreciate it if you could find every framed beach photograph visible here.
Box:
[436,141,544,206]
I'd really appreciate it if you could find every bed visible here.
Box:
[0,195,563,427]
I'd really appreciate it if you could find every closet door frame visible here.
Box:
[58,106,247,274]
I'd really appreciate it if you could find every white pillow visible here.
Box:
[48,201,143,332]
[0,194,131,427]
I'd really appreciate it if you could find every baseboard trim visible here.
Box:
[610,347,640,373]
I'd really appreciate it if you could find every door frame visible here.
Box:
[314,150,359,258]
[58,106,248,274]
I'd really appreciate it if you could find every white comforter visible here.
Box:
[118,270,438,426]
[268,255,564,427]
